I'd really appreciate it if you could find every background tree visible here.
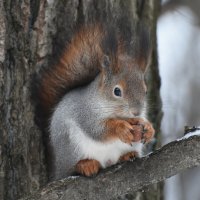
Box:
[159,1,200,200]
[0,0,162,199]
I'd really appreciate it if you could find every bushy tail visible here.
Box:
[32,22,151,131]
[32,24,112,131]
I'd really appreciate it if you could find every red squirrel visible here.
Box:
[33,23,155,180]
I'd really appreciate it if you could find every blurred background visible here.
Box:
[158,0,200,200]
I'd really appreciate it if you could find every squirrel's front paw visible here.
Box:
[75,159,100,177]
[104,119,144,145]
[115,121,136,145]
[127,118,155,144]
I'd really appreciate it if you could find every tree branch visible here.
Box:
[23,135,200,200]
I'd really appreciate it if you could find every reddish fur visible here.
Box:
[38,25,104,118]
[103,119,136,144]
[120,151,138,161]
[75,159,100,176]
[126,118,155,143]
[103,118,154,144]
[119,80,127,91]
[37,24,125,121]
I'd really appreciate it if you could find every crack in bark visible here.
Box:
[29,0,40,30]
[77,0,84,25]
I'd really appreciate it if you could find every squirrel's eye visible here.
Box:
[114,87,122,97]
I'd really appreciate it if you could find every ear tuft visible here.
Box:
[136,24,152,72]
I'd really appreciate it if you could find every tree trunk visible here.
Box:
[0,0,161,200]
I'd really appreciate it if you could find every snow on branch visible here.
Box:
[23,133,200,200]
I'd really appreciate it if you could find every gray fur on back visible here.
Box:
[50,76,109,179]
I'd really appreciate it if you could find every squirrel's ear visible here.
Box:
[135,24,152,73]
[137,49,152,73]
[101,55,114,78]
[101,55,110,69]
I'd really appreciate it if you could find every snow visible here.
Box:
[177,129,200,141]
[67,175,79,180]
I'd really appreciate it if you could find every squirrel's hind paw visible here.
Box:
[75,159,100,177]
[119,151,139,162]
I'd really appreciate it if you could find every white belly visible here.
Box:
[69,124,143,168]
[83,140,143,167]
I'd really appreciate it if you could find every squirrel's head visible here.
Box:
[95,23,151,118]
[98,53,149,118]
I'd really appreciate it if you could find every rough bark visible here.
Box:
[0,1,47,200]
[0,0,161,200]
[20,136,200,200]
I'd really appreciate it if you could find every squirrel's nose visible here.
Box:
[131,110,141,117]
[134,111,140,116]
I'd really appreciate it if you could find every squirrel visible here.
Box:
[33,23,155,180]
